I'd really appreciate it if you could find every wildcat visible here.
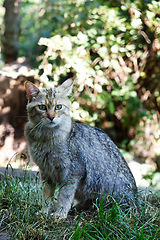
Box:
[24,79,138,220]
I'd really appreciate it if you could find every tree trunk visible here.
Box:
[2,0,21,63]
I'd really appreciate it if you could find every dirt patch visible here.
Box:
[0,167,38,180]
[0,57,39,166]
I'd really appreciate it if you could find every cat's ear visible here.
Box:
[56,78,74,97]
[25,81,40,100]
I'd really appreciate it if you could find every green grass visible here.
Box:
[0,169,160,240]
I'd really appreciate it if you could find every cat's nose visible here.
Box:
[48,115,55,121]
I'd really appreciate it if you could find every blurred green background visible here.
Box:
[1,0,160,180]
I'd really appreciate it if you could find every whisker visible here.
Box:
[28,121,43,136]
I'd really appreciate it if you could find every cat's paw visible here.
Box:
[53,208,68,221]
[42,204,54,215]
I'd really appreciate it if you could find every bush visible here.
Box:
[17,0,160,162]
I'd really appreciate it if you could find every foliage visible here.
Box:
[3,0,160,161]
[0,170,160,239]
[33,0,160,158]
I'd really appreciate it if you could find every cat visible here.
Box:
[24,79,138,220]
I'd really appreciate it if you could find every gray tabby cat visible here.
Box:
[24,79,138,220]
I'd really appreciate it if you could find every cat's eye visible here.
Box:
[39,105,47,111]
[55,104,62,110]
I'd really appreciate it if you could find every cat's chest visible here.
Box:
[29,140,69,168]
[29,140,70,183]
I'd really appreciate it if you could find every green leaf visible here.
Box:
[108,101,115,114]
[111,45,119,53]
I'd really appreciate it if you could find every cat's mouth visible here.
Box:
[44,118,59,127]
[49,121,55,124]
[47,121,57,127]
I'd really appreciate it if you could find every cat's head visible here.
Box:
[25,79,73,129]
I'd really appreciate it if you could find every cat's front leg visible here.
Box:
[54,179,78,220]
[40,175,56,215]
[43,181,56,214]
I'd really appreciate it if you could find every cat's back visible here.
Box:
[70,121,136,186]
[70,120,123,161]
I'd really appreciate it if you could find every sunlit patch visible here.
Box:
[2,106,11,114]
